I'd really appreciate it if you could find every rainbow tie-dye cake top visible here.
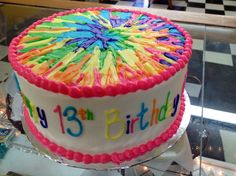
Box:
[14,8,190,89]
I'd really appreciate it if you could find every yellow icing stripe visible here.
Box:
[136,51,166,74]
[155,46,170,52]
[81,46,100,73]
[28,28,76,34]
[118,49,139,68]
[110,64,119,83]
[121,30,166,39]
[128,36,157,47]
[166,102,174,117]
[52,18,77,24]
[19,36,41,44]
[21,38,55,48]
[100,51,113,86]
[161,54,175,64]
[143,63,156,74]
[135,61,151,76]
[158,43,182,51]
[31,61,45,72]
[124,40,152,57]
[77,46,101,86]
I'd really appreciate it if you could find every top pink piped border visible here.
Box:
[8,7,192,98]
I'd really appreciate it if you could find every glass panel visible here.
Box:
[0,4,61,44]
[179,22,206,176]
[1,2,235,175]
[199,25,236,175]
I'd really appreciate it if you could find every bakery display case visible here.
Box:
[0,1,236,175]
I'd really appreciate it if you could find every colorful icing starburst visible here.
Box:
[16,9,185,87]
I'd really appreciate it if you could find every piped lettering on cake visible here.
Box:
[22,91,180,140]
[63,106,83,137]
[22,94,47,128]
[105,109,125,140]
[104,91,180,140]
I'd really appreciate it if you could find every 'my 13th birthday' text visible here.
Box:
[22,91,179,141]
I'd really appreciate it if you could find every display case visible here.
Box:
[0,2,236,175]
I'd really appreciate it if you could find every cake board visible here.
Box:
[18,90,191,173]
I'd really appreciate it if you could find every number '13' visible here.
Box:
[54,105,83,137]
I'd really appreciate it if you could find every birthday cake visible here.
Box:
[8,8,192,166]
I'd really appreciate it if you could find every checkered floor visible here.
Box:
[187,38,236,111]
[102,0,236,16]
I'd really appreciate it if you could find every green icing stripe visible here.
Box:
[115,41,133,50]
[38,22,65,28]
[99,50,108,70]
[48,43,77,68]
[23,95,33,117]
[19,44,48,53]
[108,46,118,66]
[28,32,59,38]
[71,51,87,64]
[59,66,68,72]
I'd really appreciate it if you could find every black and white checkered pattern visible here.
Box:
[113,0,236,16]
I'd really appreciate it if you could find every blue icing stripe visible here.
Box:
[63,22,91,30]
[61,31,95,38]
[172,42,184,46]
[164,53,179,61]
[118,12,132,20]
[167,25,176,30]
[13,72,21,91]
[157,37,169,41]
[76,40,86,47]
[169,29,181,33]
[153,24,177,31]
[151,19,163,24]
[160,59,171,66]
[177,49,183,54]
[100,10,110,21]
[53,37,64,43]
[89,40,103,49]
[107,41,121,50]
[139,15,149,20]
[153,24,169,31]
[169,29,183,37]
[170,33,183,37]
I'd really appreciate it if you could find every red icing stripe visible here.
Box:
[9,7,192,99]
[24,93,186,165]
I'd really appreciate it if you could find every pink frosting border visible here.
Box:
[8,7,192,98]
[24,93,186,165]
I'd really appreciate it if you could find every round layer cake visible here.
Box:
[8,8,192,165]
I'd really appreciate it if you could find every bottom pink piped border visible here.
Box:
[24,94,185,165]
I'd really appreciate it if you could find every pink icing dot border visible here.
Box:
[8,7,192,98]
[24,93,186,165]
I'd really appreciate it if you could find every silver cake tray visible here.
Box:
[5,90,191,171]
